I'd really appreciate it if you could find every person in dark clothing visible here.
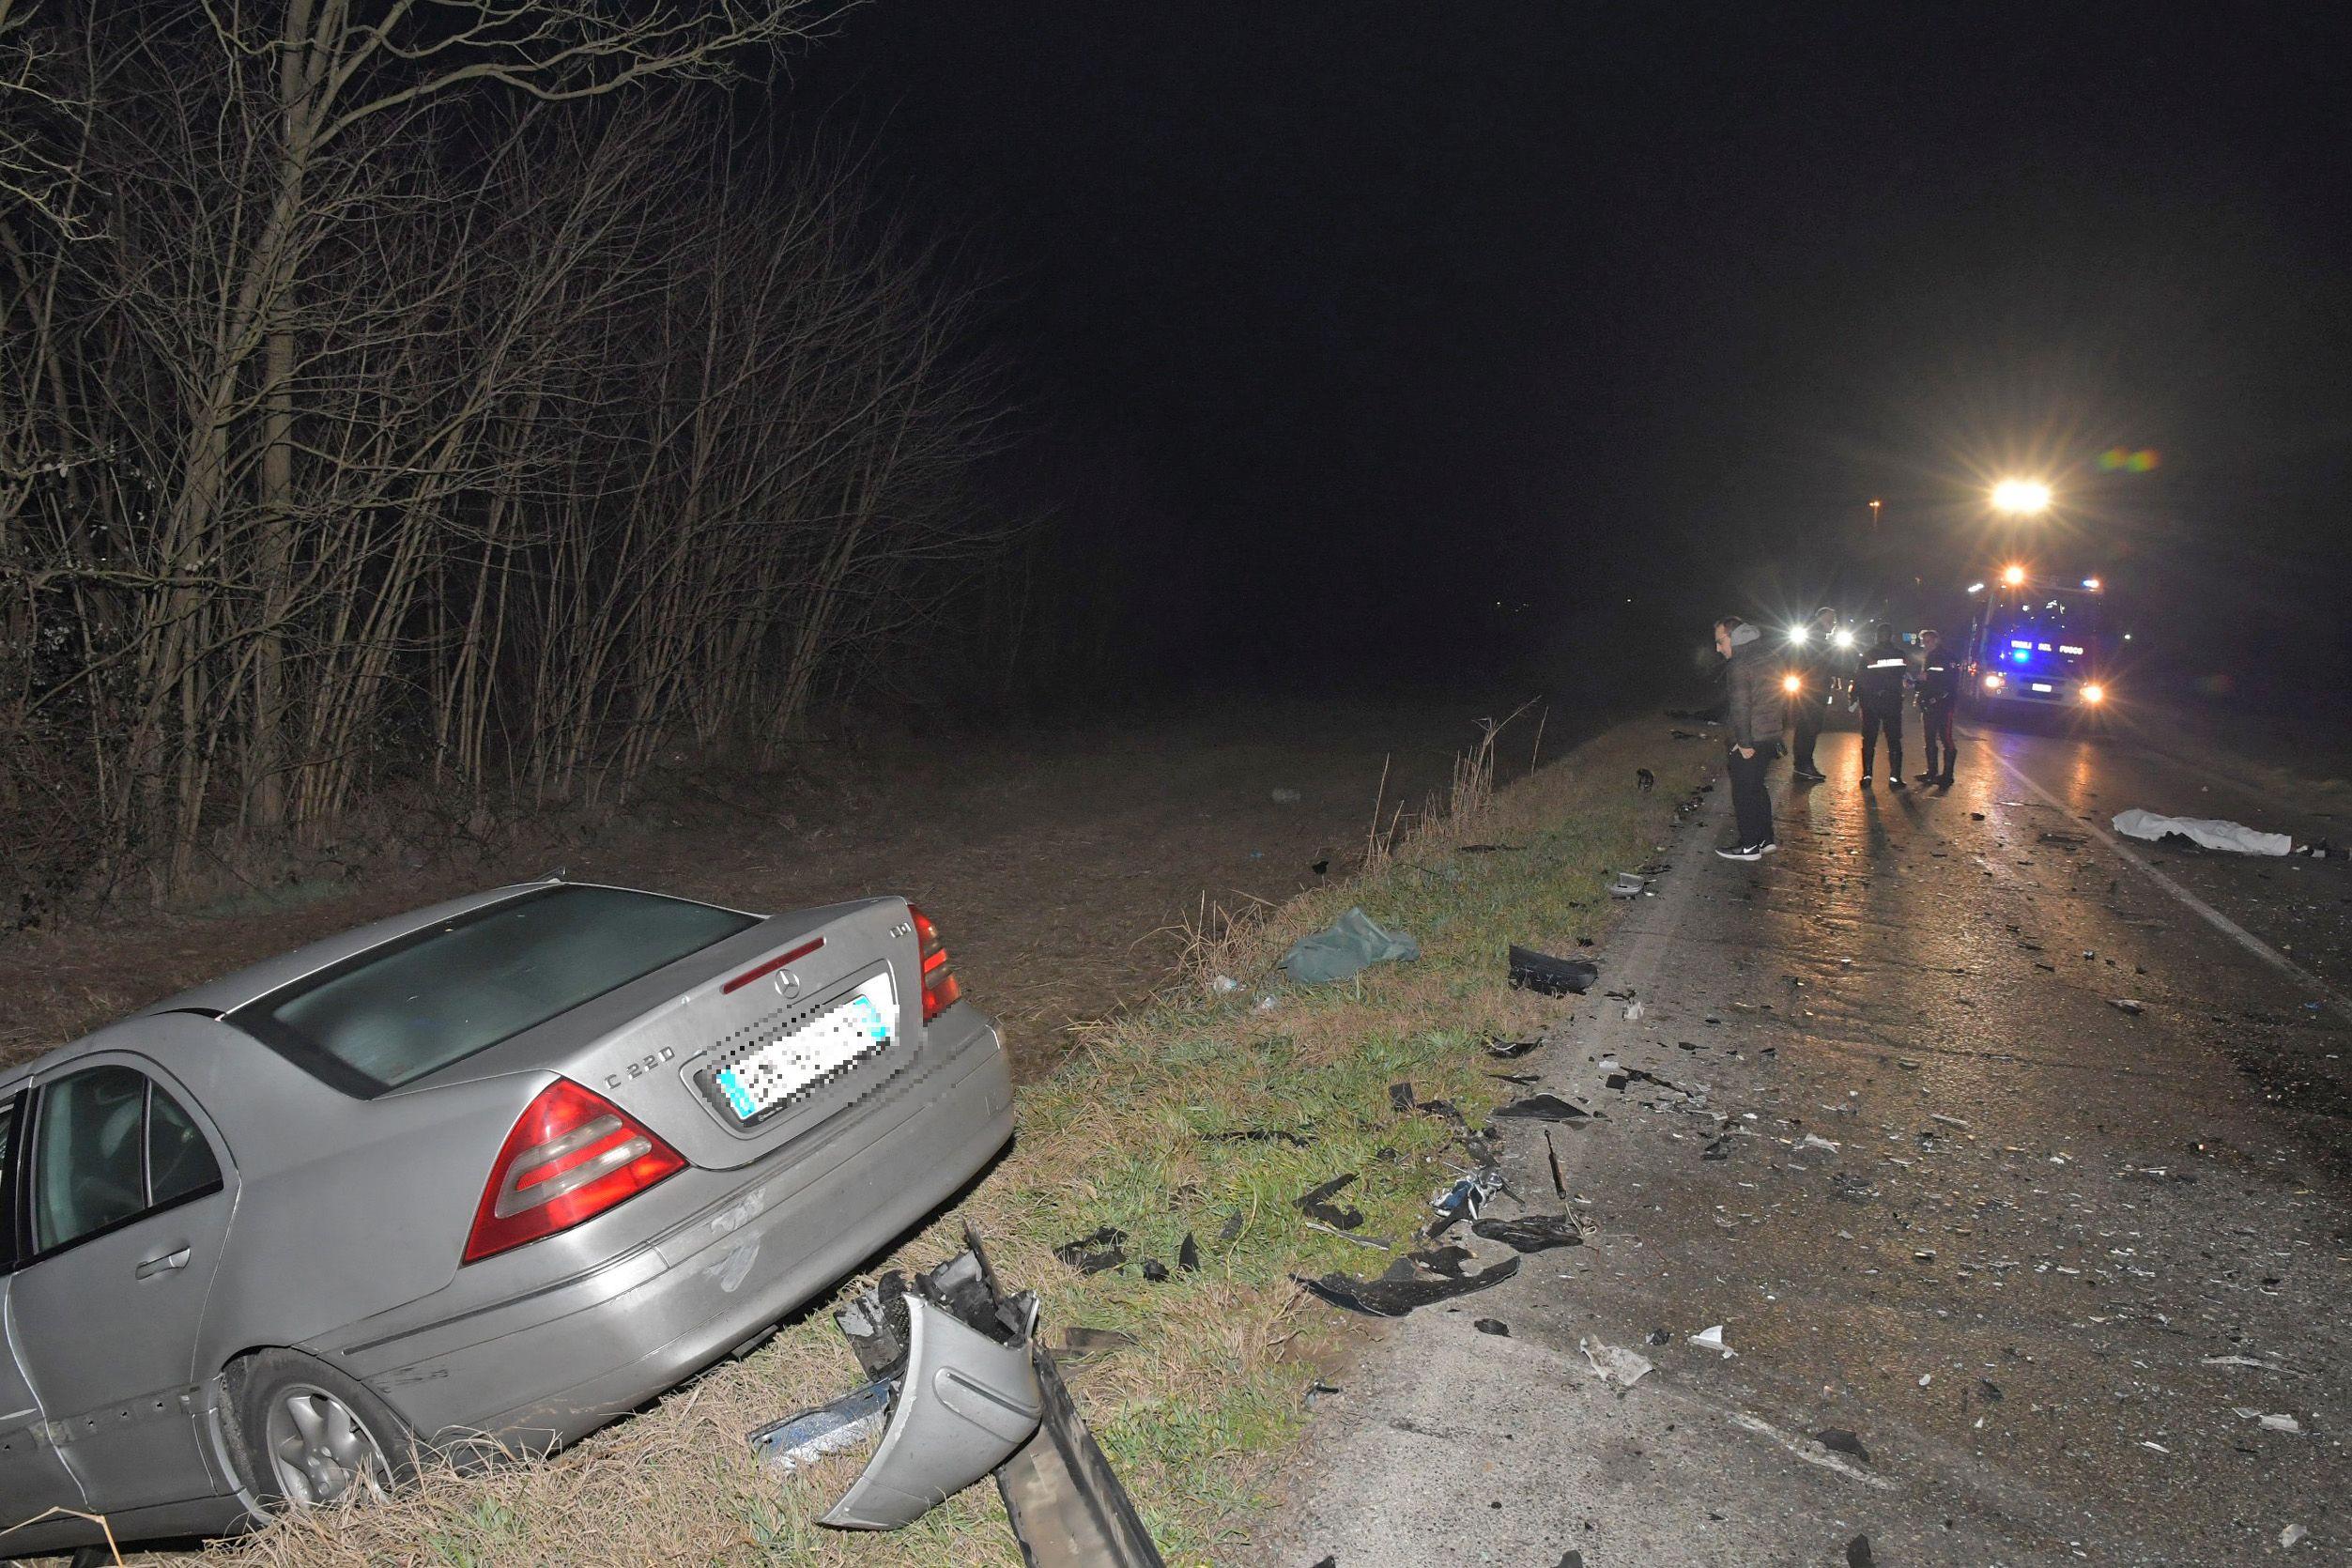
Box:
[1788,604,1835,783]
[1913,626,1959,786]
[1714,615,1780,859]
[1852,622,1911,789]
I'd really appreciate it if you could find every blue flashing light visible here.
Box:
[2011,649,2030,664]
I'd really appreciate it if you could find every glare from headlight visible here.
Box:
[1786,625,1809,645]
[1831,628,1855,649]
[1983,672,2005,689]
[1782,674,1802,694]
[2082,684,2105,703]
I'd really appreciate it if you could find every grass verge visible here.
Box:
[182,716,1718,1568]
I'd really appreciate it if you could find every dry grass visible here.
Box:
[112,715,1716,1568]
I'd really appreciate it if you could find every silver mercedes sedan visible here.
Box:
[0,878,1014,1560]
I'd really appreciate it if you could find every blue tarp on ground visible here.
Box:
[1279,906,1420,985]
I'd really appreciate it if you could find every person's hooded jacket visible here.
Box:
[1723,622,1782,751]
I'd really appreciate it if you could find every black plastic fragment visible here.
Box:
[1141,1259,1169,1283]
[1470,1213,1583,1253]
[1509,945,1599,996]
[1207,1128,1313,1147]
[1545,1130,1567,1199]
[1474,1318,1511,1336]
[1815,1428,1871,1464]
[1053,1227,1130,1275]
[1847,1533,1875,1567]
[1177,1233,1200,1271]
[1407,1244,1472,1277]
[1488,1070,1540,1085]
[1388,1081,1416,1113]
[1295,1173,1365,1231]
[1485,1037,1543,1059]
[1295,1253,1522,1317]
[1493,1094,1589,1123]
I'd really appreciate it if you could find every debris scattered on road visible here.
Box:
[2282,1524,2308,1548]
[2113,808,2292,856]
[1279,906,1421,984]
[1408,1244,1472,1277]
[1509,944,1599,995]
[1814,1428,1871,1464]
[1303,1379,1342,1410]
[1470,1213,1584,1253]
[2037,830,2089,846]
[1270,788,1301,804]
[1485,1036,1543,1058]
[1797,1132,1841,1155]
[1847,1533,1876,1567]
[2260,1412,2304,1434]
[1623,999,1645,1021]
[1474,1317,1511,1336]
[1295,1174,1365,1231]
[1929,1113,1971,1130]
[1692,1324,1731,1356]
[1053,1226,1129,1274]
[1729,1411,1896,1490]
[1610,871,1648,898]
[1578,1335,1654,1389]
[1297,1253,1522,1317]
[749,1380,893,1473]
[1311,858,1330,875]
[1545,1130,1568,1198]
[1493,1093,1590,1123]
[2108,997,2145,1016]
[1429,1168,1507,1234]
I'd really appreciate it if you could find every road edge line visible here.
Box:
[1991,749,2352,1026]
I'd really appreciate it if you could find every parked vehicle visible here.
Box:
[0,878,1014,1560]
[1963,566,2113,716]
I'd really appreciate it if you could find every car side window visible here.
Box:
[32,1066,222,1256]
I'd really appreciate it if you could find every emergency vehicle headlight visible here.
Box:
[1786,626,1808,644]
[2082,684,2105,703]
[1831,628,1855,649]
[1782,674,1802,694]
[1983,672,2005,689]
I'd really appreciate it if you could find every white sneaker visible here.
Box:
[1716,844,1764,862]
[1760,839,1781,853]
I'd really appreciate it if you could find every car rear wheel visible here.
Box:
[223,1349,415,1510]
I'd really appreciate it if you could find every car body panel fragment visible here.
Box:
[995,1351,1164,1567]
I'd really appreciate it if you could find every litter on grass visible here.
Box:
[1509,944,1600,996]
[1279,906,1421,984]
[2113,808,2292,856]
[1052,1226,1128,1274]
[1297,1253,1522,1317]
[1485,1036,1544,1059]
[1610,872,1648,899]
[1294,1174,1365,1231]
[1578,1336,1654,1389]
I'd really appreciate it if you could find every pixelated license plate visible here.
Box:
[711,972,898,1123]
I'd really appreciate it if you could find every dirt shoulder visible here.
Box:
[1,696,1553,1081]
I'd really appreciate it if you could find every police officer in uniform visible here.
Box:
[1789,605,1836,783]
[1913,626,1959,787]
[1852,622,1910,789]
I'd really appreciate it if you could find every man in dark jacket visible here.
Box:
[1714,615,1780,859]
[1852,622,1911,789]
[1913,626,1960,787]
[1788,605,1836,783]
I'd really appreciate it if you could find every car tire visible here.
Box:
[220,1348,418,1511]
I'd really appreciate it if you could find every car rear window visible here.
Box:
[227,886,758,1095]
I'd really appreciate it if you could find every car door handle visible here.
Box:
[135,1246,192,1280]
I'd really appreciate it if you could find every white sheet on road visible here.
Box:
[2112,807,2292,856]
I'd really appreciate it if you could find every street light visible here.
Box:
[1991,478,2052,515]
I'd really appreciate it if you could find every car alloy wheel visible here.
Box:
[265,1383,393,1507]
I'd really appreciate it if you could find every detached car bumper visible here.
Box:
[338,1007,1014,1451]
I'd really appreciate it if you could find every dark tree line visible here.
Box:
[1,1,1010,906]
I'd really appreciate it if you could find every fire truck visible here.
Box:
[1963,565,2111,715]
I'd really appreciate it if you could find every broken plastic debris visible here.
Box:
[1388,1081,1415,1113]
[1814,1428,1871,1464]
[749,1380,894,1473]
[2260,1413,2303,1434]
[1578,1336,1654,1389]
[1623,999,1644,1021]
[1052,1226,1129,1275]
[1207,1128,1312,1147]
[1296,1253,1521,1317]
[1847,1534,1875,1568]
[1210,974,1240,992]
[1493,1093,1590,1123]
[2113,808,2291,855]
[1429,1167,1507,1233]
[1485,1036,1543,1059]
[1474,1317,1511,1337]
[1278,906,1420,985]
[2108,997,2145,1016]
[1691,1324,1730,1355]
[1796,1133,1841,1155]
[1470,1212,1584,1253]
[1294,1174,1365,1231]
[2282,1525,2308,1548]
[1509,945,1599,996]
[1176,1233,1199,1272]
[1610,871,1647,898]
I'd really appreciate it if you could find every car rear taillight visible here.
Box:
[910,904,962,1023]
[463,1078,685,1264]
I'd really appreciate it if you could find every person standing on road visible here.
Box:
[1852,621,1910,789]
[1789,605,1835,783]
[1914,627,1960,787]
[1714,615,1780,860]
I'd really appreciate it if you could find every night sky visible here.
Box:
[784,4,2352,696]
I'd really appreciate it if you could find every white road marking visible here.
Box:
[1989,746,2352,1026]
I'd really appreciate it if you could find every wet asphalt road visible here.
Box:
[1251,715,2351,1566]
